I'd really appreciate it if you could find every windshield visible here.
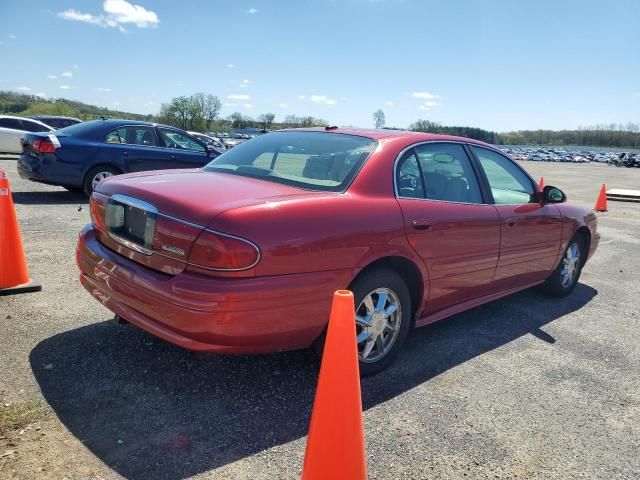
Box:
[203,131,376,191]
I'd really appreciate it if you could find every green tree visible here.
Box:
[373,109,385,129]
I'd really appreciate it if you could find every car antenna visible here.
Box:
[325,125,338,130]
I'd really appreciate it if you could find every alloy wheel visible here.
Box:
[560,242,581,287]
[92,171,114,191]
[355,288,402,363]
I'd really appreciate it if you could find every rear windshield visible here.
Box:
[203,131,376,191]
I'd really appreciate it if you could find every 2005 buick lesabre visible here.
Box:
[77,128,599,375]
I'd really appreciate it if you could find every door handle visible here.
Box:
[412,220,432,230]
[122,151,128,156]
[505,217,518,227]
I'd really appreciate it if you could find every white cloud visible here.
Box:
[385,101,393,107]
[16,86,31,92]
[243,103,254,108]
[246,8,257,14]
[297,95,306,99]
[96,87,112,92]
[279,103,288,109]
[61,71,73,78]
[59,85,72,89]
[34,92,47,98]
[310,95,338,106]
[73,64,80,70]
[147,101,154,105]
[9,34,16,39]
[47,74,57,79]
[418,101,440,110]
[239,80,250,88]
[228,94,250,100]
[57,0,159,31]
[227,63,236,68]
[224,103,237,107]
[113,101,121,106]
[412,92,440,100]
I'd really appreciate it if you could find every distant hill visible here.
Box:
[0,91,152,122]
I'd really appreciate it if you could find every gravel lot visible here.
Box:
[1,158,639,479]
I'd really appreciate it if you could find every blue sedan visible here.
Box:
[18,119,220,195]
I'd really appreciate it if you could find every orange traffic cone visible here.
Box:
[0,169,41,295]
[539,177,545,189]
[594,183,608,212]
[302,290,366,480]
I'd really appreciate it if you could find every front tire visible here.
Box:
[541,234,585,297]
[315,268,412,376]
[83,165,119,196]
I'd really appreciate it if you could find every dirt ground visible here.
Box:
[1,158,639,479]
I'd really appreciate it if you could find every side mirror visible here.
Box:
[543,185,566,203]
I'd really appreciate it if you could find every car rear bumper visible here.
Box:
[76,225,353,353]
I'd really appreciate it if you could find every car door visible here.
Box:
[395,142,501,315]
[156,127,210,168]
[0,117,26,153]
[469,145,562,290]
[104,125,168,173]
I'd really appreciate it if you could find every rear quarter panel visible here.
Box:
[209,192,428,285]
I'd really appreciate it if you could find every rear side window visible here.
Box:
[105,126,158,147]
[0,118,22,130]
[21,120,49,132]
[204,131,376,192]
[471,146,535,205]
[413,143,483,204]
[396,152,424,199]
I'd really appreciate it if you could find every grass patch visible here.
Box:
[0,399,50,434]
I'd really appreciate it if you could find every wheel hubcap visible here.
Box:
[355,288,402,363]
[560,242,581,287]
[92,171,114,190]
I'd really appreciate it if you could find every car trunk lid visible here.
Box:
[91,169,311,275]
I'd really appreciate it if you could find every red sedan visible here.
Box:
[77,128,599,375]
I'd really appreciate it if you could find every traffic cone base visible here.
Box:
[0,280,42,296]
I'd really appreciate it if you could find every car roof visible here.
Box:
[31,115,82,121]
[283,127,495,148]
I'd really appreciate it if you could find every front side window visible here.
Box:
[158,128,206,152]
[203,131,376,191]
[413,143,483,204]
[471,146,535,205]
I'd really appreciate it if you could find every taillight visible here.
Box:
[32,138,57,154]
[188,229,260,271]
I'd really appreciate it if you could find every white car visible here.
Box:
[0,115,54,154]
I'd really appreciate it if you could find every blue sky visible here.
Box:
[0,0,638,131]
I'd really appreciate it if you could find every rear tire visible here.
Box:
[540,234,585,297]
[83,165,120,196]
[314,268,412,377]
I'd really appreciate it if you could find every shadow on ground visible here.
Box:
[12,190,88,205]
[30,284,597,480]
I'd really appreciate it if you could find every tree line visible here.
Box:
[1,91,639,148]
